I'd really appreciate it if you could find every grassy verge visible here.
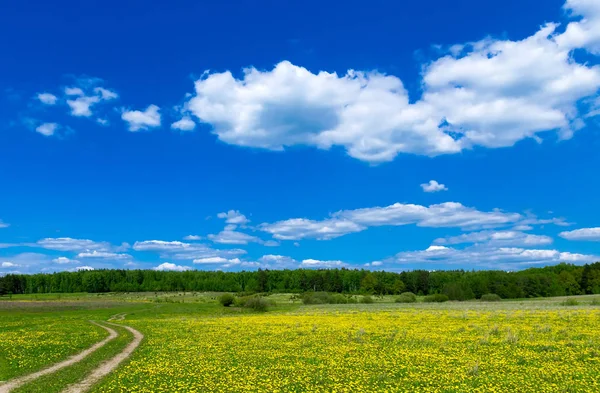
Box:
[0,317,108,381]
[12,323,133,393]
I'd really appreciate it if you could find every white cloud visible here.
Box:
[65,87,85,96]
[559,227,600,241]
[217,210,250,225]
[93,87,118,100]
[154,262,192,272]
[388,244,599,269]
[220,258,245,268]
[513,225,533,231]
[37,93,57,105]
[421,180,448,193]
[75,266,95,271]
[132,239,246,262]
[364,261,383,267]
[193,256,263,269]
[0,220,10,228]
[193,257,228,264]
[63,82,117,118]
[518,216,571,227]
[133,240,192,252]
[300,259,347,268]
[254,254,297,268]
[36,237,114,252]
[35,123,59,136]
[183,235,202,241]
[171,117,196,131]
[76,251,131,260]
[0,253,53,274]
[192,254,298,269]
[97,118,109,126]
[183,2,600,163]
[52,257,79,264]
[261,218,363,241]
[259,254,293,263]
[121,105,161,131]
[260,202,523,240]
[208,229,262,245]
[212,212,289,245]
[420,22,600,144]
[172,247,247,261]
[435,230,553,247]
[115,242,131,252]
[67,95,100,117]
[557,0,600,55]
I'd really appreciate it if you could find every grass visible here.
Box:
[0,315,107,381]
[92,303,600,392]
[0,302,148,382]
[12,324,133,393]
[3,292,600,392]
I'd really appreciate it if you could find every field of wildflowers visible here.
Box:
[93,304,600,392]
[0,315,105,381]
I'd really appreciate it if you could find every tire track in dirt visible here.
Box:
[61,322,143,393]
[0,322,117,393]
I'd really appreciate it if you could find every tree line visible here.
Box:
[1,262,600,300]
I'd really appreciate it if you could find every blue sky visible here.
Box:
[2,0,600,274]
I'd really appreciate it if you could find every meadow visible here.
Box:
[1,293,600,392]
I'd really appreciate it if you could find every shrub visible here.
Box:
[233,295,257,307]
[233,296,247,307]
[424,294,449,303]
[480,293,502,302]
[360,295,374,304]
[301,292,374,305]
[562,298,579,306]
[244,296,270,312]
[218,293,235,307]
[302,292,333,305]
[395,292,417,303]
[330,294,348,304]
[346,296,358,304]
[234,295,272,311]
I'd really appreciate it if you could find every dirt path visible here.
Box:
[0,322,118,393]
[61,322,143,393]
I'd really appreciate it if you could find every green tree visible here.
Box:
[360,273,378,293]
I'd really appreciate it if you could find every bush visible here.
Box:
[244,296,270,312]
[218,293,235,307]
[424,294,449,303]
[233,295,254,307]
[360,295,374,304]
[480,293,502,302]
[301,292,374,305]
[562,298,579,306]
[330,294,348,304]
[395,292,417,303]
[302,292,333,305]
[233,296,248,307]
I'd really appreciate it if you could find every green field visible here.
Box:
[1,293,600,392]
